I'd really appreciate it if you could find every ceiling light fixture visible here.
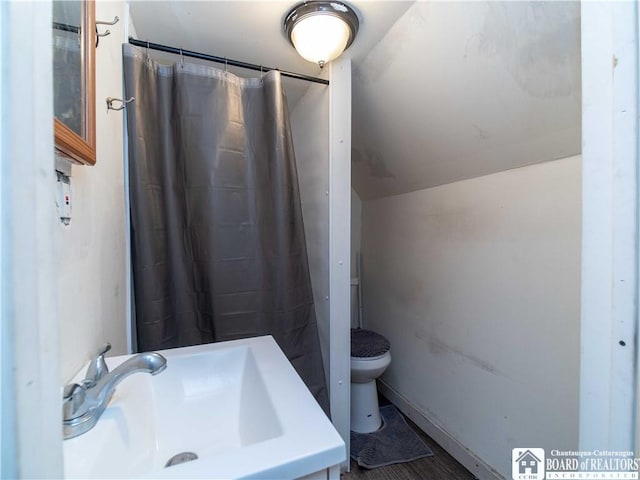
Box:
[284,1,359,68]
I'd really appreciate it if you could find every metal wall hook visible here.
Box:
[95,16,119,47]
[96,15,119,35]
[106,96,135,112]
[96,16,120,27]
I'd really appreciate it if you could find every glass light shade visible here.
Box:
[290,15,351,65]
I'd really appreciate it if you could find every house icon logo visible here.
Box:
[512,448,545,480]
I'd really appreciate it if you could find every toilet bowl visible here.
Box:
[350,328,391,433]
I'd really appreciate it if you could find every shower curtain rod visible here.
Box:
[128,37,330,86]
[53,22,80,34]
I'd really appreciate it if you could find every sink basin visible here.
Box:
[63,336,345,479]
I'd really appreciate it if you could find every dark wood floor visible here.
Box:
[342,399,477,480]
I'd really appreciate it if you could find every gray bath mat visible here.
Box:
[350,405,433,469]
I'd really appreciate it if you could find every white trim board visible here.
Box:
[328,57,352,469]
[579,0,639,451]
[378,380,502,480]
[1,0,62,476]
[123,2,134,354]
[637,2,640,457]
[0,2,8,476]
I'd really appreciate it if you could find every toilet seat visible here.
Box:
[351,352,389,361]
[351,328,390,358]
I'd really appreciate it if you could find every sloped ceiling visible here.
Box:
[129,1,581,201]
[352,1,581,199]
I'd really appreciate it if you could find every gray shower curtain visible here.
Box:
[123,44,328,412]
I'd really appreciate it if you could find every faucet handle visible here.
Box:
[83,343,111,388]
[62,383,87,420]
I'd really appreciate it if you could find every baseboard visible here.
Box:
[378,380,504,480]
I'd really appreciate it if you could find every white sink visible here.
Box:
[63,336,345,479]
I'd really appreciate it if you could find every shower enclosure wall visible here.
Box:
[287,59,353,465]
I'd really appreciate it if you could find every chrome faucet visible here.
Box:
[62,343,167,440]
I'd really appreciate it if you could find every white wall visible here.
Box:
[362,156,581,478]
[290,83,330,386]
[57,1,129,383]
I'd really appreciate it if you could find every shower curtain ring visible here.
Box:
[146,41,150,56]
[179,48,184,68]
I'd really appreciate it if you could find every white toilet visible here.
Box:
[350,328,391,433]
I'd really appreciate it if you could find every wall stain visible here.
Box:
[415,330,506,378]
[473,124,489,140]
[352,145,396,179]
[464,1,581,99]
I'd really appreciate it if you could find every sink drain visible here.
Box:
[165,452,198,468]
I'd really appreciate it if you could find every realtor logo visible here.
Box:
[512,448,545,480]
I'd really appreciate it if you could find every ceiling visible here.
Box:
[352,1,581,199]
[129,1,581,201]
[129,1,413,106]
